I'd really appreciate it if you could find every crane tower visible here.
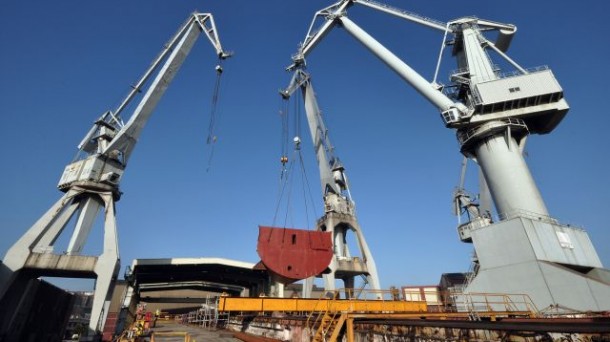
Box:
[281,69,381,297]
[0,13,231,337]
[289,0,610,310]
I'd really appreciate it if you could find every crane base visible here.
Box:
[465,216,610,311]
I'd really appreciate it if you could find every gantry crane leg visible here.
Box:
[320,213,380,298]
[89,191,120,336]
[0,188,119,336]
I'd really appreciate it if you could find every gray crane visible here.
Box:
[281,69,380,298]
[0,12,231,336]
[289,0,610,310]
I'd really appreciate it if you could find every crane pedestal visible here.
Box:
[0,188,119,338]
[314,211,380,298]
[464,215,610,311]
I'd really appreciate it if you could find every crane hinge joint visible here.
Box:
[441,107,462,126]
[441,103,474,127]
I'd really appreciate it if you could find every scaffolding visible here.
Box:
[182,295,230,329]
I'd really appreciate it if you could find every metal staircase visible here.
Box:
[312,311,347,342]
[308,291,348,342]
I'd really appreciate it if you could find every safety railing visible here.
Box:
[304,288,397,331]
[218,288,536,318]
[496,65,549,80]
[456,117,528,148]
[401,288,538,317]
[180,296,229,329]
[458,292,538,316]
[302,287,538,342]
[498,208,560,225]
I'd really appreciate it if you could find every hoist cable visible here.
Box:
[273,96,291,226]
[298,149,314,229]
[279,98,289,180]
[272,90,320,230]
[294,91,301,139]
[274,94,299,227]
[273,156,293,227]
[205,59,224,172]
[283,98,289,156]
[295,92,321,227]
[281,151,298,228]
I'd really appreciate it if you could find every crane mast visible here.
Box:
[290,0,610,310]
[0,12,231,336]
[281,69,380,296]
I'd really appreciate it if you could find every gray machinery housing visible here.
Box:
[290,0,610,311]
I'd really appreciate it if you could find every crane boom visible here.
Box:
[338,16,470,119]
[281,70,345,198]
[290,0,516,68]
[288,0,471,123]
[104,13,230,163]
[354,0,447,32]
[289,1,352,70]
[61,13,231,198]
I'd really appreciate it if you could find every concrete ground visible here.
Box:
[149,321,240,342]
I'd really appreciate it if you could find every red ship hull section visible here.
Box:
[257,226,333,283]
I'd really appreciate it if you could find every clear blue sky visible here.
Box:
[1,1,609,291]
